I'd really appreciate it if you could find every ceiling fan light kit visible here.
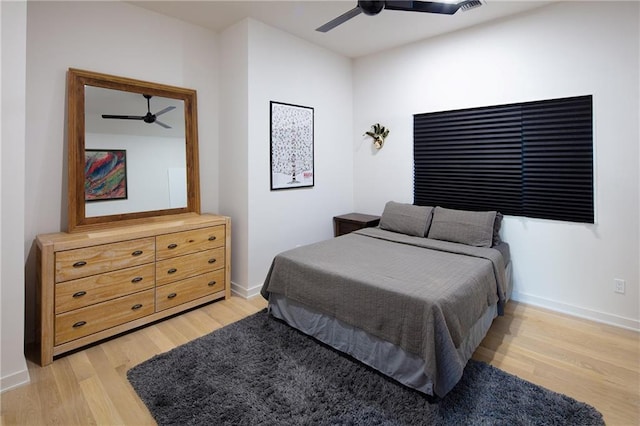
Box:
[316,0,485,32]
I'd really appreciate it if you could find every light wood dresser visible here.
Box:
[36,213,231,366]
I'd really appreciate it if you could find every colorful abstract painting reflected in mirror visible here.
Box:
[85,149,127,201]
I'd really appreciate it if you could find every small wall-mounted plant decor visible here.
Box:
[364,123,390,149]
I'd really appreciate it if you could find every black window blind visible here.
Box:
[414,95,593,223]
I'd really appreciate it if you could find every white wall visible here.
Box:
[23,1,218,341]
[220,19,354,297]
[219,19,250,293]
[246,19,353,295]
[1,0,30,392]
[353,1,640,329]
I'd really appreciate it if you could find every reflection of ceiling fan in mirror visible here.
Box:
[101,94,175,129]
[316,0,485,32]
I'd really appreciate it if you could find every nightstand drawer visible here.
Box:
[55,289,154,345]
[156,247,225,286]
[55,237,155,282]
[156,226,225,260]
[156,270,225,312]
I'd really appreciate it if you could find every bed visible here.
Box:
[261,202,512,397]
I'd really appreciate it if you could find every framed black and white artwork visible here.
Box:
[270,101,314,190]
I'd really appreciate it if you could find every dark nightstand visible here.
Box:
[333,213,381,237]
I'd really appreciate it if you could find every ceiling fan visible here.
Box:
[316,0,485,32]
[101,94,175,129]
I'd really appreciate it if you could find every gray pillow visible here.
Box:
[427,207,497,247]
[493,212,503,245]
[379,201,434,237]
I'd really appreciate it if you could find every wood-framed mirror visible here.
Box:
[67,68,200,232]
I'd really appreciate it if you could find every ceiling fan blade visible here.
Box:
[316,6,362,32]
[101,114,145,120]
[155,120,172,129]
[385,1,462,15]
[154,106,176,117]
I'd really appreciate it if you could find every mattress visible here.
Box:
[269,294,496,395]
[261,228,511,396]
[267,262,512,397]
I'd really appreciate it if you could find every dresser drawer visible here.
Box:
[55,263,155,314]
[156,226,225,260]
[55,289,154,345]
[55,237,155,282]
[156,247,225,286]
[156,270,225,312]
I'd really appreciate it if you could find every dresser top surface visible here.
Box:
[37,213,229,250]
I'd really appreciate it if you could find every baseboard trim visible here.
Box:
[512,291,639,331]
[230,281,263,299]
[229,283,639,330]
[1,366,30,393]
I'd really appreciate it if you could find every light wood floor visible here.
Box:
[1,297,638,425]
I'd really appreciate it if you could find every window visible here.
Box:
[413,95,593,223]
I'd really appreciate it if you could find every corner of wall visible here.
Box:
[1,0,30,393]
[219,17,250,292]
[230,281,263,299]
[1,369,31,394]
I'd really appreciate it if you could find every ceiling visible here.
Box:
[129,0,554,58]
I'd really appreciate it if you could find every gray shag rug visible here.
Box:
[127,310,604,425]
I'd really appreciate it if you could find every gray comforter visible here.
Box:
[261,227,507,396]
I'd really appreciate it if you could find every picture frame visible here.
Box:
[85,149,128,201]
[270,101,314,190]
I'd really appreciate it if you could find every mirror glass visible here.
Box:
[67,69,200,232]
[84,86,187,217]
